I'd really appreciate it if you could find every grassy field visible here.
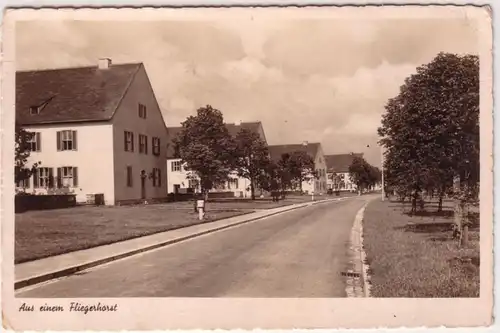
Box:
[363,198,480,297]
[15,194,332,264]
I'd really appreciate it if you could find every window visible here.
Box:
[33,167,54,188]
[57,166,78,188]
[139,134,148,154]
[30,106,41,115]
[126,166,133,187]
[152,137,161,156]
[124,131,134,152]
[152,168,161,187]
[28,132,41,152]
[57,130,77,151]
[16,177,30,188]
[171,161,181,172]
[188,179,198,189]
[138,104,147,119]
[228,178,239,189]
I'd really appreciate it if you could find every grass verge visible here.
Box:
[362,199,479,297]
[15,204,249,264]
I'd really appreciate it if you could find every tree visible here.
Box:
[15,122,39,185]
[288,151,316,192]
[233,127,270,200]
[378,52,479,245]
[173,105,235,200]
[348,156,378,194]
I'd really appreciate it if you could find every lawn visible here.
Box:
[362,198,480,297]
[15,202,249,264]
[15,194,330,264]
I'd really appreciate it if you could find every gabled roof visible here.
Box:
[166,121,266,159]
[325,153,364,173]
[16,63,142,125]
[268,143,321,162]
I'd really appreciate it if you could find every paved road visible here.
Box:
[17,197,370,298]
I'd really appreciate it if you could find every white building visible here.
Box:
[166,122,268,198]
[267,142,328,194]
[325,153,363,192]
[15,59,169,205]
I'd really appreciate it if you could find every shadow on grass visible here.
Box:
[448,256,480,268]
[394,222,454,233]
[403,210,454,218]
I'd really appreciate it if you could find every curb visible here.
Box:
[347,201,373,298]
[15,198,344,290]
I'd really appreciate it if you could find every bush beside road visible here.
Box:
[362,199,479,297]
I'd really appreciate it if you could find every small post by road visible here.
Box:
[197,199,205,221]
[311,191,315,201]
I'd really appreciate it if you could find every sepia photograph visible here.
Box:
[1,4,493,330]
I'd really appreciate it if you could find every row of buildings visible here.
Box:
[15,59,361,205]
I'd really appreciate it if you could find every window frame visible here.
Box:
[139,134,148,154]
[124,131,134,152]
[171,161,181,172]
[57,130,77,151]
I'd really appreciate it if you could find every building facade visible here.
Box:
[268,142,328,194]
[166,122,268,198]
[325,153,363,192]
[15,59,169,205]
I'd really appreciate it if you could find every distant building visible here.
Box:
[268,142,328,194]
[15,58,169,205]
[166,121,268,198]
[325,153,363,192]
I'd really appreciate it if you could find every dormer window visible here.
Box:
[30,106,40,115]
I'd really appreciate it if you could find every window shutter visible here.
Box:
[158,169,162,187]
[145,136,148,154]
[131,133,134,152]
[36,132,41,152]
[72,131,78,150]
[48,168,54,188]
[56,131,61,151]
[144,106,147,118]
[33,169,39,188]
[124,131,128,151]
[157,138,161,155]
[73,167,78,187]
[57,167,62,188]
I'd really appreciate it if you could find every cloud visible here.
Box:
[15,16,478,167]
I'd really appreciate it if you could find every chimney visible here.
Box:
[302,141,308,146]
[98,58,112,70]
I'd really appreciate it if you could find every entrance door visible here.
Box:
[140,170,146,199]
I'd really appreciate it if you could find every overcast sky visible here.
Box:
[16,15,478,166]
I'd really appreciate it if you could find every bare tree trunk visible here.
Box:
[437,191,444,212]
[453,175,463,245]
[411,190,418,214]
[250,178,255,200]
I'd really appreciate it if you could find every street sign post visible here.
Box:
[197,199,205,220]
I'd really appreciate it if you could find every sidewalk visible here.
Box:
[15,196,348,290]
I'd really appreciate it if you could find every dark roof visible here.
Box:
[268,143,321,162]
[166,121,265,159]
[16,63,142,125]
[325,153,364,173]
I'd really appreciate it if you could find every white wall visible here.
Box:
[167,159,256,197]
[17,123,115,204]
[112,65,169,203]
[327,171,357,191]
